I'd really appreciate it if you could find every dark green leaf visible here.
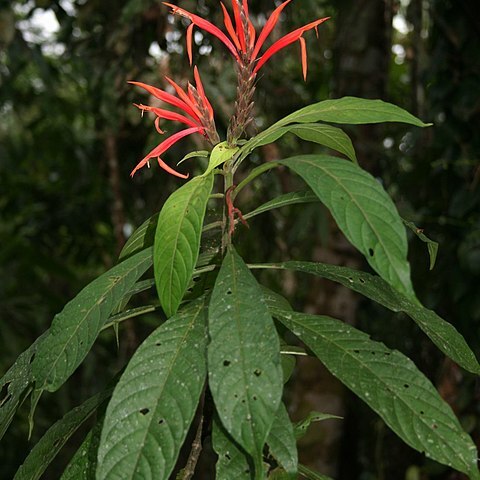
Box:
[294,412,342,440]
[277,97,431,128]
[286,124,357,162]
[154,174,214,317]
[244,191,318,222]
[14,388,112,480]
[119,214,158,261]
[280,155,415,297]
[61,416,104,480]
[208,247,283,473]
[274,310,480,478]
[239,123,357,163]
[0,335,45,440]
[96,298,208,480]
[32,248,153,392]
[267,261,480,375]
[403,219,439,270]
[267,403,297,478]
[213,415,253,480]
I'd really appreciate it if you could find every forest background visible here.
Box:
[0,0,479,478]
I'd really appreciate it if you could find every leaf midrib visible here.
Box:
[298,157,405,290]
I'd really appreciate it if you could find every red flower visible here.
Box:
[129,67,219,178]
[164,1,329,80]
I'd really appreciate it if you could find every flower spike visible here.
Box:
[130,127,202,177]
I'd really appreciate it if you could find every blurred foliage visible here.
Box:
[0,0,479,478]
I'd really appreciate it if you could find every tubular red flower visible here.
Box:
[253,17,330,74]
[128,81,200,122]
[164,76,203,120]
[252,0,292,59]
[134,104,201,129]
[194,66,214,120]
[186,23,194,65]
[130,127,202,177]
[163,2,240,61]
[220,2,242,52]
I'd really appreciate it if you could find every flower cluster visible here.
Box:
[129,67,219,178]
[130,0,329,177]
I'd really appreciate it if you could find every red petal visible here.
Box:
[164,76,202,120]
[154,117,165,134]
[299,36,307,81]
[136,103,201,129]
[221,2,242,52]
[129,80,199,121]
[187,23,194,65]
[194,66,214,120]
[130,127,201,177]
[253,16,329,74]
[157,158,189,179]
[231,0,246,53]
[252,0,292,60]
[164,2,240,60]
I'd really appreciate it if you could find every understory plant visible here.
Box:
[2,1,480,479]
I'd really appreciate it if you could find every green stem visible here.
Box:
[221,160,235,253]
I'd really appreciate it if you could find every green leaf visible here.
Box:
[403,219,439,270]
[96,298,208,480]
[238,97,429,163]
[294,412,342,440]
[154,174,214,317]
[277,97,431,128]
[286,124,357,162]
[213,415,253,480]
[0,335,45,440]
[61,417,104,480]
[14,388,112,480]
[177,150,209,166]
[267,261,480,375]
[298,464,334,480]
[208,247,283,473]
[203,141,239,176]
[267,403,297,478]
[32,248,153,392]
[244,191,319,222]
[119,213,158,261]
[280,155,415,297]
[273,310,480,478]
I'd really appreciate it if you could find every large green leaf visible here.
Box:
[277,97,431,128]
[213,416,253,480]
[0,335,45,440]
[267,403,297,479]
[32,248,153,392]
[208,247,283,474]
[280,155,415,297]
[96,298,208,480]
[260,261,480,375]
[238,124,356,163]
[238,97,429,162]
[154,174,214,317]
[273,310,480,478]
[14,388,112,480]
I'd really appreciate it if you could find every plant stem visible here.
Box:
[221,160,235,253]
